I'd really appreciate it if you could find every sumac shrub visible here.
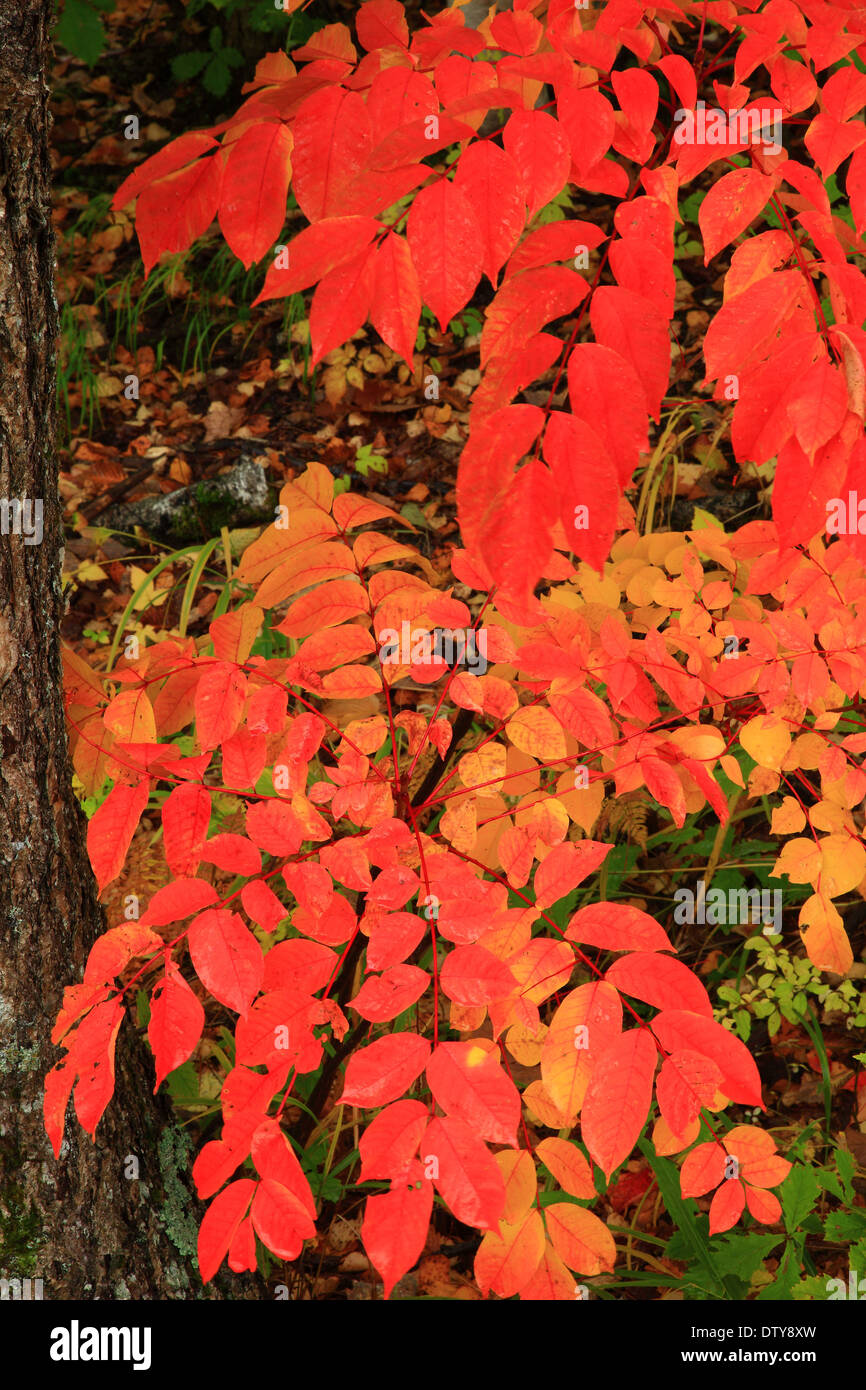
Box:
[51,0,866,1298]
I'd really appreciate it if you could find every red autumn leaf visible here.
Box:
[218,121,294,268]
[187,909,264,1018]
[455,402,545,558]
[558,86,615,177]
[309,245,377,368]
[138,877,219,927]
[135,155,223,276]
[339,1032,431,1108]
[262,938,337,994]
[605,952,714,1018]
[699,167,777,263]
[426,1042,521,1147]
[250,1177,317,1260]
[365,912,428,971]
[358,1100,429,1182]
[83,922,162,983]
[251,1119,317,1218]
[148,964,206,1092]
[356,0,408,52]
[567,341,649,487]
[113,131,219,210]
[786,358,849,455]
[240,878,289,932]
[680,1141,727,1199]
[504,219,606,279]
[423,1115,506,1230]
[244,800,304,857]
[543,411,620,573]
[709,1179,747,1235]
[290,87,372,223]
[368,232,422,369]
[70,996,125,1141]
[590,286,670,423]
[253,215,380,304]
[44,1058,75,1160]
[566,903,675,953]
[161,782,212,878]
[199,833,262,877]
[349,964,429,1023]
[87,780,149,895]
[406,180,483,332]
[704,271,805,386]
[361,1161,433,1299]
[198,1179,257,1284]
[580,1028,658,1180]
[480,265,587,369]
[502,109,571,220]
[454,141,525,285]
[439,944,518,1006]
[744,1185,782,1224]
[652,1010,764,1108]
[655,1050,724,1135]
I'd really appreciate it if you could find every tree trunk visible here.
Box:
[0,1,261,1301]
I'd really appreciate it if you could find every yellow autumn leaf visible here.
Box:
[748,765,780,797]
[719,754,745,788]
[799,894,853,974]
[669,725,726,761]
[771,837,822,886]
[770,797,807,835]
[505,1020,548,1066]
[459,742,506,795]
[450,1001,487,1033]
[740,714,791,771]
[555,774,606,833]
[475,1209,545,1299]
[72,560,108,584]
[523,1079,576,1130]
[439,796,477,855]
[515,795,568,843]
[819,834,866,897]
[494,1150,538,1224]
[507,706,568,760]
[809,800,852,834]
[789,732,825,770]
[652,1114,701,1156]
[103,688,156,744]
[540,981,621,1118]
[625,565,665,606]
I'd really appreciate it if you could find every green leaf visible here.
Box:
[710,1232,784,1283]
[165,1061,203,1105]
[172,50,210,80]
[55,0,107,65]
[835,1147,856,1205]
[755,1241,802,1300]
[203,54,233,96]
[824,1209,866,1243]
[781,1165,821,1235]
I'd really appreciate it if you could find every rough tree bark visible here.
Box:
[0,1,262,1301]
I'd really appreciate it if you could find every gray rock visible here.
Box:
[102,456,273,546]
